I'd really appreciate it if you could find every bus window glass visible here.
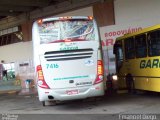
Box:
[38,20,95,44]
[117,47,123,61]
[114,41,123,72]
[148,29,160,56]
[135,34,147,58]
[125,37,135,59]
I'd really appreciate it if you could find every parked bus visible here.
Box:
[32,16,105,106]
[113,24,160,93]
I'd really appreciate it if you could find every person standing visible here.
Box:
[0,62,3,80]
[1,60,8,80]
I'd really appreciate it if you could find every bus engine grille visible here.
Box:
[44,48,93,61]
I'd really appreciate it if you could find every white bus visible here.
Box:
[32,16,105,106]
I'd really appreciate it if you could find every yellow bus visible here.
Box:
[113,24,160,93]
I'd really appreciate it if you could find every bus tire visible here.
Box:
[42,101,45,106]
[126,74,135,94]
[43,101,57,106]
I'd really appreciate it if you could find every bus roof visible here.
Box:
[116,24,160,41]
[42,16,93,22]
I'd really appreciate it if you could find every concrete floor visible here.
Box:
[0,91,160,120]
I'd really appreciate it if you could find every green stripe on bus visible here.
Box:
[53,75,89,80]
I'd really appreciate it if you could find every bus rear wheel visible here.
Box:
[42,101,57,106]
[126,74,135,94]
[42,101,45,106]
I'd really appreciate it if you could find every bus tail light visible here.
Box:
[37,19,43,25]
[36,65,50,89]
[88,16,93,20]
[94,60,104,85]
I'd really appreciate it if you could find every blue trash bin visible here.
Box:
[25,79,32,89]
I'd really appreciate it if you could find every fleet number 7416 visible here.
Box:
[46,64,59,69]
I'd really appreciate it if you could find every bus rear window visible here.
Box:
[38,19,95,44]
[125,37,135,59]
[148,29,160,56]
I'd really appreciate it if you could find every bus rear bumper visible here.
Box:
[37,82,105,101]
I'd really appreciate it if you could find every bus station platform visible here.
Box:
[0,80,37,96]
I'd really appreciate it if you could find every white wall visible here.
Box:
[114,0,160,25]
[0,41,33,63]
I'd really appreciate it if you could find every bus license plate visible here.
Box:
[66,90,79,95]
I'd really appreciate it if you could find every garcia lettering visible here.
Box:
[140,59,160,69]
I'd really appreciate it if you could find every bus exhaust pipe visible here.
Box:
[48,95,54,99]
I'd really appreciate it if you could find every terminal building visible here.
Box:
[0,0,160,93]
